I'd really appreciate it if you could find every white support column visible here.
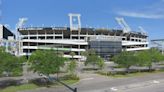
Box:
[86,30,88,41]
[69,15,73,31]
[45,30,46,40]
[78,16,81,29]
[78,45,80,55]
[70,30,72,39]
[78,45,81,61]
[77,15,81,40]
[78,29,80,40]
[36,30,38,46]
[36,30,38,40]
[62,30,63,39]
[28,42,30,56]
[53,30,55,39]
[18,41,20,55]
[18,40,23,56]
[28,30,30,39]
[94,31,96,36]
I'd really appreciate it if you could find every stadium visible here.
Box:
[18,14,149,60]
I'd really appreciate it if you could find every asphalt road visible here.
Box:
[21,72,164,92]
[124,82,164,92]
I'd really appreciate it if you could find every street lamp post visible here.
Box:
[40,74,77,92]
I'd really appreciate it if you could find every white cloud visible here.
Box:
[117,11,164,19]
[116,0,164,19]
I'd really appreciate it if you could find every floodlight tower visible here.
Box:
[16,18,28,41]
[16,18,28,56]
[16,18,28,29]
[68,13,81,39]
[68,13,81,31]
[115,17,131,33]
[68,13,81,60]
[138,26,147,35]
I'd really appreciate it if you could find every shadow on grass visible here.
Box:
[29,78,55,87]
[0,79,23,89]
[30,74,79,87]
[0,74,79,89]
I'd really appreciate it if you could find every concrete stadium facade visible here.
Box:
[18,27,149,60]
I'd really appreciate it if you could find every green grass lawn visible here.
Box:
[0,79,79,92]
[98,70,164,78]
[1,84,38,92]
[110,72,154,78]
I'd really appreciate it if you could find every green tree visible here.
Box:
[67,60,77,75]
[113,51,138,73]
[0,48,25,76]
[85,50,95,66]
[68,52,77,74]
[18,56,27,63]
[137,48,164,71]
[70,52,75,60]
[0,46,5,52]
[81,51,88,57]
[81,51,88,61]
[137,50,150,66]
[97,57,105,70]
[85,49,104,69]
[58,51,64,56]
[29,50,67,78]
[149,48,164,63]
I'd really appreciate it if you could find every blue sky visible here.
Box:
[1,0,164,40]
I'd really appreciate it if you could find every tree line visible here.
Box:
[113,48,164,73]
[0,47,163,77]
